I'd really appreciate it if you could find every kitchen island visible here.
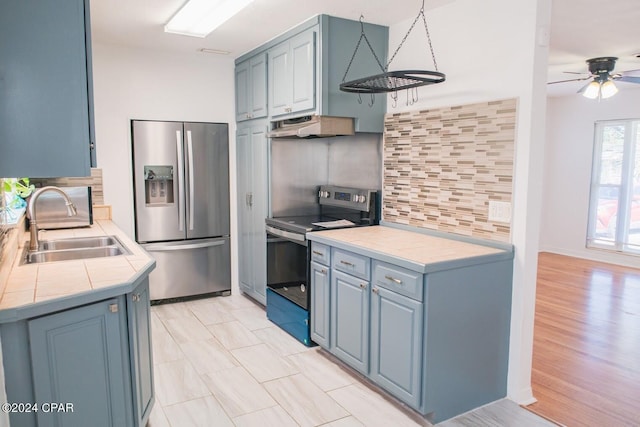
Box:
[0,220,156,427]
[307,222,514,423]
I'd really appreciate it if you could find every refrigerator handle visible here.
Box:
[176,130,185,231]
[144,240,226,251]
[186,130,195,231]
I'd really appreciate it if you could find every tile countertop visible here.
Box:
[0,220,155,322]
[306,224,513,273]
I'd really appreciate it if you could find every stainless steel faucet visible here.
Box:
[28,186,77,251]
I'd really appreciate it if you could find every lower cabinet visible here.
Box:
[310,260,330,348]
[312,246,424,411]
[330,269,370,375]
[308,234,514,423]
[3,279,154,427]
[370,286,423,409]
[29,297,131,427]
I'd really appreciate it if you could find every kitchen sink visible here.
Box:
[39,236,120,251]
[22,235,132,264]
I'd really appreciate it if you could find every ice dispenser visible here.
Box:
[144,166,174,205]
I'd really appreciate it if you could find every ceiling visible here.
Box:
[90,0,640,98]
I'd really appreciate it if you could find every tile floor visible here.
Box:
[147,294,556,427]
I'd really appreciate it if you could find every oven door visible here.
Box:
[265,226,309,310]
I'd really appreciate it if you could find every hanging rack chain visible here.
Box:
[386,2,439,72]
[341,16,387,83]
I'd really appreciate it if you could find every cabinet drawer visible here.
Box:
[332,248,370,280]
[373,261,423,302]
[311,242,330,265]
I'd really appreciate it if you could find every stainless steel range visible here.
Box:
[265,185,379,345]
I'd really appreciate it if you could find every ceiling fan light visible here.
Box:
[582,81,601,99]
[600,80,618,99]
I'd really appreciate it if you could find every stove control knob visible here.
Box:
[351,194,358,202]
[358,195,366,203]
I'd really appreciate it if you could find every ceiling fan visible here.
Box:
[548,57,640,99]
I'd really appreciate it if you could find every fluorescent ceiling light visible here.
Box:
[165,0,254,38]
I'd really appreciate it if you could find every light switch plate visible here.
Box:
[488,201,512,223]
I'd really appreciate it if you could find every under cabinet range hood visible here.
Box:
[267,115,355,138]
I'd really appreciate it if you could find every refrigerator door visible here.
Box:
[132,120,186,243]
[143,237,231,300]
[184,122,230,239]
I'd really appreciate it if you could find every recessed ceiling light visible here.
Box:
[165,0,255,38]
[197,48,231,55]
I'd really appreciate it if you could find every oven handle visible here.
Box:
[265,225,306,243]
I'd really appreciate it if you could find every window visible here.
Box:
[587,120,640,254]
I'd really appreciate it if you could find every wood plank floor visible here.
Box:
[527,252,640,426]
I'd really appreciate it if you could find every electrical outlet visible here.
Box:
[488,201,512,223]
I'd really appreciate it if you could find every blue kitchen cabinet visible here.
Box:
[29,297,131,427]
[1,279,155,427]
[370,284,423,409]
[307,226,514,423]
[330,269,369,375]
[235,53,268,122]
[236,123,269,304]
[127,279,155,426]
[268,28,316,117]
[235,15,388,132]
[0,0,95,177]
[310,259,330,348]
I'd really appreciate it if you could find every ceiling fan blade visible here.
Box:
[615,75,640,84]
[620,68,640,75]
[547,76,591,85]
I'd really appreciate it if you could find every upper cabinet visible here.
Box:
[235,53,268,122]
[0,0,95,178]
[269,29,316,117]
[234,15,389,133]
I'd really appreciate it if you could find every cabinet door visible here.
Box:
[236,126,254,293]
[310,261,330,348]
[370,286,423,409]
[269,42,292,117]
[128,279,155,426]
[236,124,269,305]
[236,54,267,122]
[29,298,131,427]
[0,0,92,178]
[290,29,315,114]
[250,125,269,303]
[250,53,268,119]
[331,269,369,374]
[235,60,250,121]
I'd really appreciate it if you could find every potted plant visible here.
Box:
[1,178,35,224]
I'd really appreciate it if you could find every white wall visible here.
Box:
[91,43,238,291]
[386,0,551,404]
[541,88,640,267]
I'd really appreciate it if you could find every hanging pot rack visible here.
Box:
[340,0,445,96]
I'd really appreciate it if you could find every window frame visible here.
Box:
[587,119,640,255]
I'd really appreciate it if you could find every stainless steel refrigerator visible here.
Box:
[131,120,231,300]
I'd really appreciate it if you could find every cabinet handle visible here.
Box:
[340,260,354,267]
[109,303,119,313]
[246,114,251,119]
[360,283,367,289]
[312,250,324,256]
[285,107,292,113]
[320,268,327,274]
[132,294,140,302]
[385,275,403,285]
[372,287,379,294]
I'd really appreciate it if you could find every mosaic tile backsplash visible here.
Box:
[383,98,517,242]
